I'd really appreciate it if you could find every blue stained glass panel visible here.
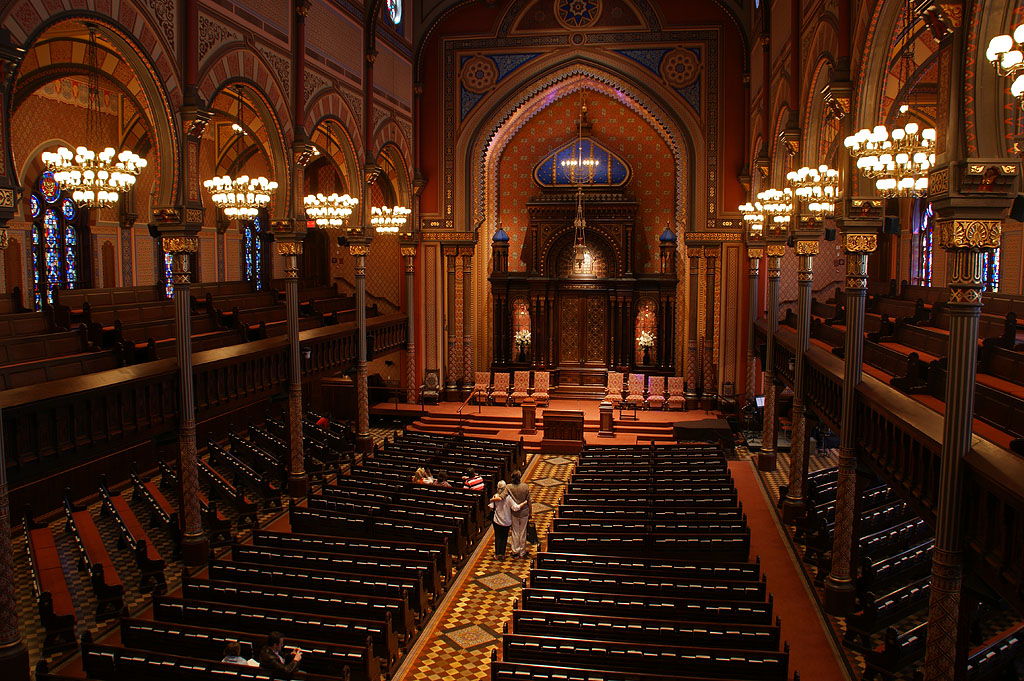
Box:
[65,225,77,288]
[39,171,60,203]
[32,226,40,309]
[30,195,40,219]
[253,217,262,290]
[534,138,631,187]
[44,209,59,303]
[164,252,174,298]
[62,198,76,221]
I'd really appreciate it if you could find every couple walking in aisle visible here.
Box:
[490,470,533,558]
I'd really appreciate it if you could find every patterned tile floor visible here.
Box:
[390,451,575,681]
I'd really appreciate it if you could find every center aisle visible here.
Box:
[729,459,851,681]
[391,451,577,681]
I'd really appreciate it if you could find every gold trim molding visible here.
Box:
[747,247,764,259]
[162,236,199,254]
[348,245,370,256]
[276,242,303,256]
[843,234,877,253]
[766,244,786,257]
[796,240,820,255]
[937,219,1002,250]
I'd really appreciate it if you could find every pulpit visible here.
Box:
[541,410,584,454]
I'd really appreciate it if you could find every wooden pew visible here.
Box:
[198,457,259,527]
[129,465,181,550]
[120,617,379,681]
[533,552,761,582]
[528,568,766,602]
[519,587,773,624]
[289,504,456,560]
[207,439,282,509]
[23,506,76,651]
[62,489,124,620]
[844,576,931,650]
[157,459,233,545]
[501,633,789,680]
[99,475,167,592]
[863,622,927,681]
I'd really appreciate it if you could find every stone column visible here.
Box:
[758,244,784,471]
[402,246,417,403]
[825,223,878,614]
[461,247,473,394]
[351,242,372,452]
[782,238,817,523]
[745,246,762,406]
[445,249,459,397]
[685,246,701,407]
[702,247,719,409]
[924,218,1002,681]
[164,235,208,565]
[278,240,307,497]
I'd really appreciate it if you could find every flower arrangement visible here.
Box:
[637,330,656,348]
[514,329,532,346]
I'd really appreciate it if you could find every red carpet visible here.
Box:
[730,460,850,681]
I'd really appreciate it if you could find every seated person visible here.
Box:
[412,467,434,485]
[435,470,452,488]
[315,416,330,429]
[463,468,485,491]
[259,631,302,676]
[221,641,257,667]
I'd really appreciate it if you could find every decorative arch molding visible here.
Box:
[965,0,1019,157]
[802,56,837,168]
[377,142,412,208]
[308,114,361,195]
[198,47,293,143]
[373,117,414,180]
[307,92,364,166]
[769,104,792,187]
[205,78,290,220]
[458,56,707,237]
[4,12,180,206]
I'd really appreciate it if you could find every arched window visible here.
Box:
[982,248,1000,293]
[30,171,87,308]
[913,201,934,287]
[244,215,265,290]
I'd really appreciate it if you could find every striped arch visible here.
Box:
[1,1,181,108]
[198,48,293,143]
[768,104,793,187]
[3,11,179,205]
[373,118,413,178]
[377,142,412,207]
[307,91,364,166]
[309,118,360,196]
[802,57,838,168]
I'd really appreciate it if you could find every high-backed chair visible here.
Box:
[647,375,666,410]
[605,371,624,405]
[421,370,440,405]
[491,372,510,405]
[510,371,531,404]
[532,371,550,406]
[473,371,491,404]
[666,376,686,410]
[624,373,646,407]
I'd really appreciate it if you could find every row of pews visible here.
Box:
[797,282,1024,445]
[0,281,371,390]
[35,423,520,681]
[493,442,794,681]
[790,466,1024,681]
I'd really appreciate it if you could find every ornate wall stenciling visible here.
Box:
[615,46,702,114]
[146,0,176,48]
[305,69,331,107]
[561,296,581,363]
[259,47,292,101]
[555,0,602,29]
[199,14,238,62]
[459,53,542,120]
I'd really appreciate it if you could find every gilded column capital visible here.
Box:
[846,252,869,290]
[747,247,764,259]
[937,219,1002,250]
[349,244,370,257]
[765,244,786,257]
[795,240,820,255]
[276,242,303,256]
[162,236,199,254]
[842,233,877,253]
[401,247,417,258]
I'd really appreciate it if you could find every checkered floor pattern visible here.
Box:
[391,452,575,681]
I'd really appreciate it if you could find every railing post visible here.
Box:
[824,208,879,615]
[402,245,418,403]
[758,243,785,470]
[924,209,1004,681]
[782,232,818,524]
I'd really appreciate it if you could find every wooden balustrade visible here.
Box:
[3,313,407,516]
[756,318,1024,612]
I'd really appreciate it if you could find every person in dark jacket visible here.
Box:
[259,631,302,676]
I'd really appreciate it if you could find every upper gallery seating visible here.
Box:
[0,281,372,390]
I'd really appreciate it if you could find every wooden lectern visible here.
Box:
[541,410,585,453]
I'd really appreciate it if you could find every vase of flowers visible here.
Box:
[514,329,531,363]
[637,330,656,365]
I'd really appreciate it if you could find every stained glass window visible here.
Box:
[164,251,174,298]
[918,202,933,287]
[387,0,401,24]
[244,217,263,290]
[983,248,1001,293]
[30,174,86,309]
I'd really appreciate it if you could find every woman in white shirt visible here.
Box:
[490,480,513,558]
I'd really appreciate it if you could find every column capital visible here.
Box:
[153,206,203,234]
[765,244,786,257]
[348,244,370,257]
[747,247,764,259]
[292,140,316,167]
[401,247,417,258]
[822,78,852,120]
[271,218,308,242]
[161,235,199,255]
[837,197,884,224]
[795,240,819,255]
[841,231,878,254]
[936,218,1002,252]
[275,241,304,256]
